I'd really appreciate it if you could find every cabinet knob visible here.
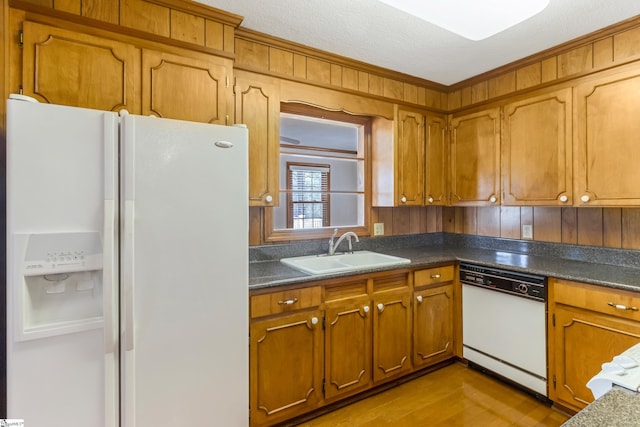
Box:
[377,303,384,312]
[489,196,497,204]
[311,317,319,325]
[363,305,370,313]
[559,195,568,203]
[416,295,423,303]
[400,196,407,204]
[428,197,434,204]
[581,194,590,203]
[265,194,273,203]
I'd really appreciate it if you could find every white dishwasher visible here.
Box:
[460,263,548,398]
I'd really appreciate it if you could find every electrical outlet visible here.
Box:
[522,224,533,239]
[373,223,384,236]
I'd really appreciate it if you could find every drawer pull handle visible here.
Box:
[278,298,298,305]
[431,274,441,279]
[608,302,638,311]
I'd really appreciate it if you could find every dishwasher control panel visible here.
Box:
[460,263,547,301]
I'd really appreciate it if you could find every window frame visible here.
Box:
[264,103,372,242]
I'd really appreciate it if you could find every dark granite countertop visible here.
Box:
[249,241,640,292]
[562,388,640,427]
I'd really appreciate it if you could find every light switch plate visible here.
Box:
[522,224,533,239]
[373,223,384,236]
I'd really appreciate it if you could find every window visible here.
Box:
[287,163,330,229]
[265,103,372,241]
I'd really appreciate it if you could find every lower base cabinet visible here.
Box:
[548,278,640,412]
[249,265,456,427]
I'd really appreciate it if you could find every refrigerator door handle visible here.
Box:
[103,200,116,353]
[123,199,135,351]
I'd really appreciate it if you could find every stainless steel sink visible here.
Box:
[280,251,411,275]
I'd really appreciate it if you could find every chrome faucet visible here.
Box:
[328,229,360,255]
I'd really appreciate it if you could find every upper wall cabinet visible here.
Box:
[234,71,280,206]
[450,108,501,206]
[395,106,426,206]
[425,113,448,206]
[502,88,572,206]
[574,67,640,206]
[21,21,140,113]
[142,49,232,124]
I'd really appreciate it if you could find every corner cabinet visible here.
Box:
[21,21,139,112]
[234,71,281,206]
[574,67,640,206]
[450,108,501,206]
[548,278,640,412]
[502,88,572,206]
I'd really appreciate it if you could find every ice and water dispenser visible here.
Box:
[11,231,103,341]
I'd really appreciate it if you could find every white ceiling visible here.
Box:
[196,0,640,86]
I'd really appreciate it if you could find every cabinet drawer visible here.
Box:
[414,265,454,287]
[553,279,640,322]
[251,286,322,318]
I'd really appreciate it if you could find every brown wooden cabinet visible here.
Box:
[324,293,372,401]
[425,113,448,205]
[574,67,640,206]
[249,286,323,427]
[413,266,455,368]
[395,106,425,206]
[372,274,413,383]
[21,21,139,113]
[141,49,232,124]
[548,278,640,412]
[234,71,280,206]
[450,108,501,206]
[502,88,572,205]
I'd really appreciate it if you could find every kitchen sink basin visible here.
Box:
[280,251,411,275]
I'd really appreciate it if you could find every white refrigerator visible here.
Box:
[6,95,249,427]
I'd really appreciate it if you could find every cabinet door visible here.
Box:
[395,107,425,206]
[142,49,231,124]
[235,71,280,206]
[502,88,572,205]
[372,292,412,383]
[574,69,640,205]
[413,284,454,368]
[550,305,640,412]
[450,108,501,205]
[250,310,324,427]
[22,21,139,112]
[425,113,448,205]
[324,297,372,401]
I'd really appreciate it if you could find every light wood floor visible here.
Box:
[295,363,571,426]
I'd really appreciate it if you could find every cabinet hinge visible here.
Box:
[18,30,24,48]
[18,85,23,95]
[553,375,556,389]
[322,378,325,394]
[552,313,556,327]
[322,317,326,330]
[225,114,229,126]
[225,75,230,88]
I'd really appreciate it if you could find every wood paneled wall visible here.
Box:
[442,206,640,250]
[11,0,239,54]
[449,17,640,110]
[234,29,448,111]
